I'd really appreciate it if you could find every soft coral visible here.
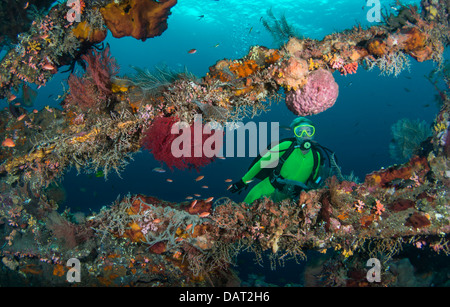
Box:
[64,45,119,111]
[81,44,119,97]
[141,116,217,171]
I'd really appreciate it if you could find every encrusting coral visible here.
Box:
[72,21,107,44]
[271,57,309,91]
[0,0,178,99]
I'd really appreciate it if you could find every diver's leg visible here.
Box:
[244,178,275,204]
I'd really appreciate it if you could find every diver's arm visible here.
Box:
[241,141,293,183]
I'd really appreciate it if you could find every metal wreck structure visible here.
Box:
[0,0,449,286]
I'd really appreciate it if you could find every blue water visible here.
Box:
[46,0,443,216]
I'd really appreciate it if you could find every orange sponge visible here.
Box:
[367,39,388,57]
[100,0,177,41]
[72,21,107,44]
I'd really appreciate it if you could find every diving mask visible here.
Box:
[294,124,315,138]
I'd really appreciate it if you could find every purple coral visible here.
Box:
[285,68,339,116]
[81,45,119,97]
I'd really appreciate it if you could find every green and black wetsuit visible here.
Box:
[241,139,321,204]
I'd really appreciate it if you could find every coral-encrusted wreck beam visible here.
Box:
[1,149,449,286]
[95,158,449,276]
[0,0,177,99]
[0,0,56,44]
[1,1,449,184]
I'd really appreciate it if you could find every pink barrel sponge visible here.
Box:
[285,68,339,116]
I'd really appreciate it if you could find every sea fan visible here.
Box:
[141,116,217,171]
[389,118,432,162]
[81,44,119,96]
[64,45,118,111]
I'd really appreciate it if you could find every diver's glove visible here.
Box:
[229,179,248,194]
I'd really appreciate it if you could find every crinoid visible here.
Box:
[261,8,301,46]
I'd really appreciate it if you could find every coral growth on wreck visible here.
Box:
[141,116,219,171]
[64,45,119,111]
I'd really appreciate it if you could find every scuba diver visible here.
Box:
[229,117,334,204]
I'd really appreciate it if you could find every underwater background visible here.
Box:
[2,0,448,286]
[43,0,441,212]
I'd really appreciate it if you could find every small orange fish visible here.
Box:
[175,237,184,242]
[2,138,15,147]
[188,49,197,54]
[201,185,208,189]
[194,194,201,197]
[195,175,204,181]
[8,95,17,102]
[42,64,56,71]
[153,218,161,224]
[217,156,226,160]
[205,197,214,203]
[199,212,210,218]
[190,200,197,209]
[24,2,29,9]
[14,102,21,106]
[185,196,193,200]
[17,114,26,121]
[227,184,232,190]
[166,179,173,183]
[225,179,232,182]
[185,224,193,231]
